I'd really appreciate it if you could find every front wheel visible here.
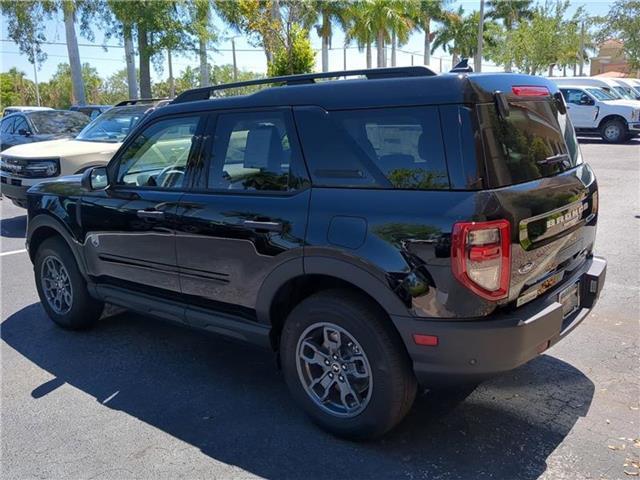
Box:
[280,290,417,440]
[600,118,628,143]
[34,236,104,329]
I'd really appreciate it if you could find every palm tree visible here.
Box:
[191,0,215,87]
[312,1,350,72]
[60,2,86,105]
[431,8,465,66]
[389,1,416,67]
[486,0,533,71]
[414,0,449,67]
[345,3,375,68]
[432,7,495,68]
[360,0,415,68]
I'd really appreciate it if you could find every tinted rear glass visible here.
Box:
[478,100,582,188]
[294,106,449,190]
[29,111,89,134]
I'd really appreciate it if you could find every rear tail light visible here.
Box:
[512,86,550,97]
[451,219,511,300]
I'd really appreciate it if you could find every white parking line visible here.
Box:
[0,249,27,257]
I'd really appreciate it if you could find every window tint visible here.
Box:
[479,100,582,188]
[29,111,89,134]
[116,116,201,189]
[13,117,28,133]
[561,89,589,105]
[295,106,449,190]
[76,106,147,143]
[1,117,14,134]
[208,111,303,192]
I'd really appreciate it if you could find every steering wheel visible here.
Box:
[154,165,185,188]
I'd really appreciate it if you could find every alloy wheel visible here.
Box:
[295,322,373,418]
[604,124,621,141]
[40,255,73,315]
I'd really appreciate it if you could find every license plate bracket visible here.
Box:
[558,282,580,318]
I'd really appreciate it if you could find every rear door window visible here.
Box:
[294,106,449,190]
[207,110,308,192]
[478,100,582,188]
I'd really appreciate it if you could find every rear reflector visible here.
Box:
[413,334,439,347]
[451,219,511,300]
[512,86,550,97]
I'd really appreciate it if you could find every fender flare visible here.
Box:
[255,255,411,325]
[27,213,88,277]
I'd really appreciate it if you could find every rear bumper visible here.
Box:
[392,256,607,387]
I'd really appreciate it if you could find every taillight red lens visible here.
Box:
[451,219,511,300]
[512,86,550,97]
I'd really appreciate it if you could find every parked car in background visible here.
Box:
[611,79,640,100]
[69,104,112,120]
[0,110,90,151]
[559,85,640,142]
[3,106,53,117]
[1,99,165,207]
[23,69,606,439]
[553,77,640,102]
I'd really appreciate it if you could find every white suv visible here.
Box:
[559,86,640,143]
[1,100,164,207]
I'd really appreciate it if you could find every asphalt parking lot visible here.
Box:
[1,138,639,480]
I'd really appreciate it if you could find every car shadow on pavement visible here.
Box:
[2,303,595,480]
[0,214,27,239]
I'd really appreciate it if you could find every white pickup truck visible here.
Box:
[558,85,640,143]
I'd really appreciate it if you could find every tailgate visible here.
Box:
[475,90,598,307]
[490,164,598,307]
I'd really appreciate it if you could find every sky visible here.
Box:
[0,0,616,85]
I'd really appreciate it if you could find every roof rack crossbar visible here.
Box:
[171,66,437,104]
[114,98,168,107]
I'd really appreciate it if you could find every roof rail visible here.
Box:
[114,98,168,107]
[171,66,437,104]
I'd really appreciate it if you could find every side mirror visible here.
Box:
[579,96,592,106]
[81,166,109,191]
[17,128,31,136]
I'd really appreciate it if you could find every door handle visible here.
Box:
[137,209,165,220]
[242,220,283,232]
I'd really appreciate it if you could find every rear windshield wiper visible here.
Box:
[536,153,570,165]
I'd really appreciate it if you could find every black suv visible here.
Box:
[25,67,606,439]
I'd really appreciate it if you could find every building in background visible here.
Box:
[590,40,638,77]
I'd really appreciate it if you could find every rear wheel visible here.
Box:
[280,290,417,440]
[34,236,104,329]
[600,118,627,143]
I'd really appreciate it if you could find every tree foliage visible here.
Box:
[486,1,591,75]
[0,68,37,108]
[267,24,315,76]
[596,0,640,70]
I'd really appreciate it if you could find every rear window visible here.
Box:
[478,100,582,188]
[294,106,449,190]
[29,111,89,134]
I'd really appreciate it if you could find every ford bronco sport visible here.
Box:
[25,67,606,439]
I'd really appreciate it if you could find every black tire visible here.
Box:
[600,118,627,143]
[280,289,417,440]
[34,236,104,329]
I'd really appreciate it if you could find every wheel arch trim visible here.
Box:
[27,213,88,277]
[255,255,412,326]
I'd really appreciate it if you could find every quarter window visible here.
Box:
[208,111,304,192]
[115,116,201,189]
[295,106,449,190]
[13,117,28,134]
